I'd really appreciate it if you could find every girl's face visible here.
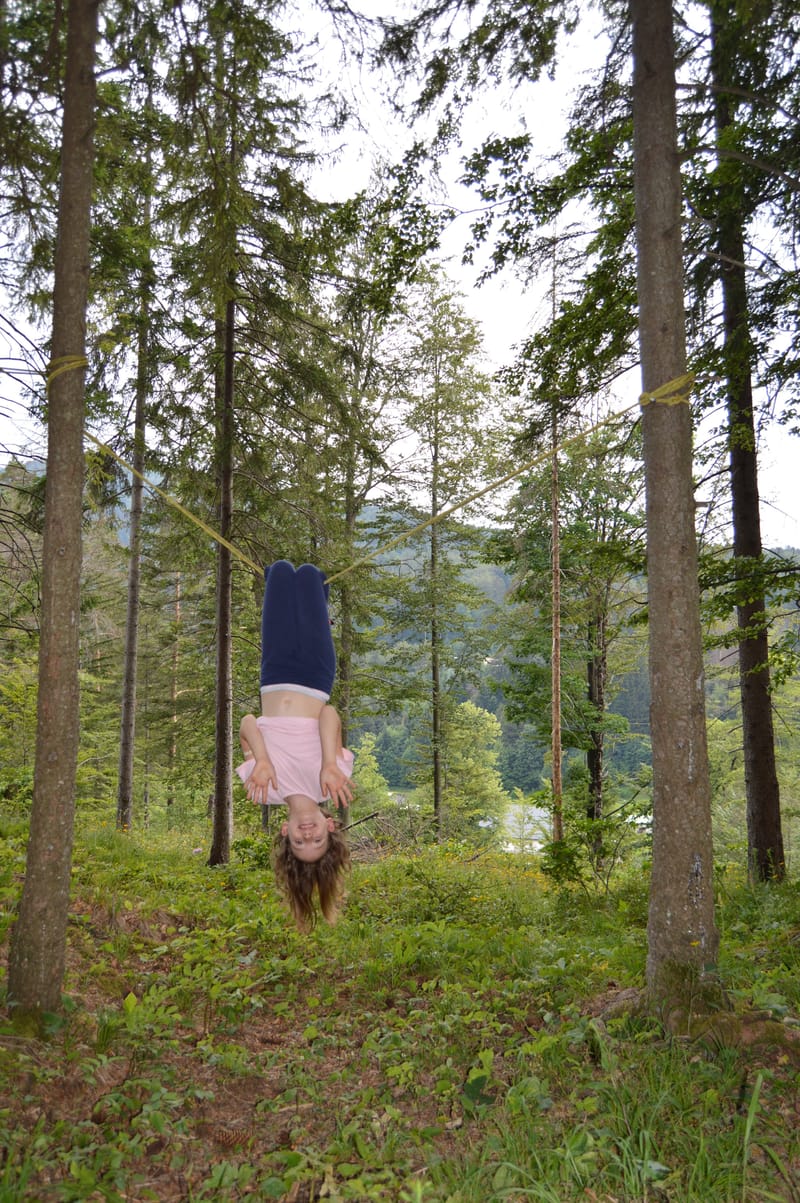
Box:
[281,807,335,862]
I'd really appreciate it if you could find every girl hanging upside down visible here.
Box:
[236,561,353,930]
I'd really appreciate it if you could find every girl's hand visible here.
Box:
[246,758,277,805]
[320,763,353,808]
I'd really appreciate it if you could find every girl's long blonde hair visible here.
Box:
[272,818,350,931]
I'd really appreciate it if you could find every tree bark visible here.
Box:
[116,256,150,831]
[167,572,181,813]
[550,409,563,841]
[586,611,606,822]
[334,450,357,829]
[431,463,444,841]
[7,0,99,1020]
[208,297,235,866]
[631,0,720,1002]
[710,10,784,883]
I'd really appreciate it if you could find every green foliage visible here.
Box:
[1,816,800,1200]
[407,701,511,841]
[231,832,273,871]
[372,718,415,790]
[0,657,37,795]
[700,547,800,686]
[352,732,393,811]
[536,770,653,897]
[496,720,546,794]
[494,414,648,787]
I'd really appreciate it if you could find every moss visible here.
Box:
[648,960,731,1034]
[682,1010,800,1064]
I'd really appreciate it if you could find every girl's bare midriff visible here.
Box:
[260,689,326,719]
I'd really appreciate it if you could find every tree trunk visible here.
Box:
[710,11,784,883]
[631,0,720,1004]
[335,570,353,830]
[166,571,181,813]
[431,512,444,840]
[550,409,563,841]
[7,0,99,1021]
[208,297,235,866]
[334,454,357,829]
[429,383,446,840]
[116,261,150,831]
[586,611,606,822]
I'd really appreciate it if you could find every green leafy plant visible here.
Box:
[0,819,798,1200]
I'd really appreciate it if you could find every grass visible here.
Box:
[1,813,799,1201]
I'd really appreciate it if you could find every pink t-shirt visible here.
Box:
[236,715,354,805]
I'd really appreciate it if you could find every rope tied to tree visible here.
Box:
[639,372,695,408]
[45,354,89,393]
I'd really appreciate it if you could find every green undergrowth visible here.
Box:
[1,816,799,1201]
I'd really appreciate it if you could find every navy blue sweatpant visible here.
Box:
[259,561,336,695]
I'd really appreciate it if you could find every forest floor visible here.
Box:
[1,814,800,1202]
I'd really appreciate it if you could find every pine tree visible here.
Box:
[631,0,720,1005]
[7,0,99,1021]
[380,268,501,837]
[496,412,646,827]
